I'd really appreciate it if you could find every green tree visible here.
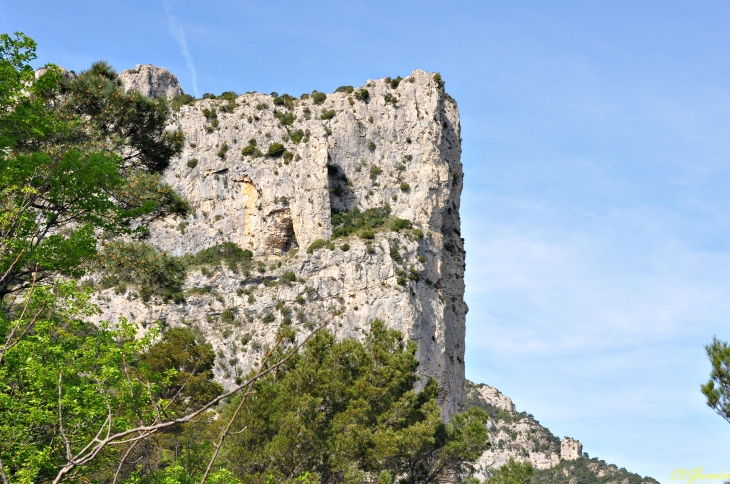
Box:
[106,328,224,482]
[219,320,489,483]
[0,31,187,305]
[487,458,534,484]
[0,282,160,482]
[701,336,730,424]
[0,32,212,482]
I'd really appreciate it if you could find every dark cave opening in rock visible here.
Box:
[263,209,297,254]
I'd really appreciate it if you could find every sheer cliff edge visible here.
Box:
[99,66,467,417]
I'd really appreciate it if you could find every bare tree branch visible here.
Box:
[51,317,332,483]
[0,249,24,287]
[0,455,8,484]
[112,438,142,484]
[58,372,73,461]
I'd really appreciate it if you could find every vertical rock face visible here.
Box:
[560,438,583,461]
[118,64,184,100]
[96,69,467,417]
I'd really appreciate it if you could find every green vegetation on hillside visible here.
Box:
[531,458,659,484]
[215,320,489,483]
[0,32,490,484]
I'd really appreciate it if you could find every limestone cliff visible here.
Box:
[95,66,466,417]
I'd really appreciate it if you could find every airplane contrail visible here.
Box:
[163,0,199,97]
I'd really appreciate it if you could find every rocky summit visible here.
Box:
[96,66,467,418]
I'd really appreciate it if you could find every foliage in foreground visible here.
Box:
[485,458,534,484]
[0,283,221,482]
[216,320,489,484]
[701,336,730,425]
[0,31,186,306]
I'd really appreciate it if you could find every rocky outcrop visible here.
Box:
[475,384,516,412]
[95,69,466,417]
[119,64,183,100]
[560,437,583,461]
[465,380,658,483]
[466,381,561,478]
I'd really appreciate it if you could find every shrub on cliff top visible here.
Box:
[354,88,370,101]
[433,72,444,88]
[311,91,327,105]
[172,93,196,110]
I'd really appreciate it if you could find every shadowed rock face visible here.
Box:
[119,64,183,100]
[94,68,467,417]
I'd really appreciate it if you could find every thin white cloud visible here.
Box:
[163,0,199,97]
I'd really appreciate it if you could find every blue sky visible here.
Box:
[3,0,729,480]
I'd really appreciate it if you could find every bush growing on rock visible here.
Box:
[354,88,370,101]
[274,110,296,126]
[97,241,186,303]
[217,141,229,158]
[391,217,413,231]
[385,76,403,89]
[266,142,286,157]
[369,165,382,180]
[320,109,336,120]
[311,91,327,105]
[290,129,305,143]
[241,138,263,157]
[172,93,196,110]
[281,271,296,284]
[433,72,444,88]
[307,239,328,254]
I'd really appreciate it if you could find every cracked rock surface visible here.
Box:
[94,67,467,417]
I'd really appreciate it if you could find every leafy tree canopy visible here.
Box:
[218,320,489,484]
[486,458,534,484]
[0,31,187,304]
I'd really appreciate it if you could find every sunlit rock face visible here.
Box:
[95,67,467,418]
[119,64,183,100]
